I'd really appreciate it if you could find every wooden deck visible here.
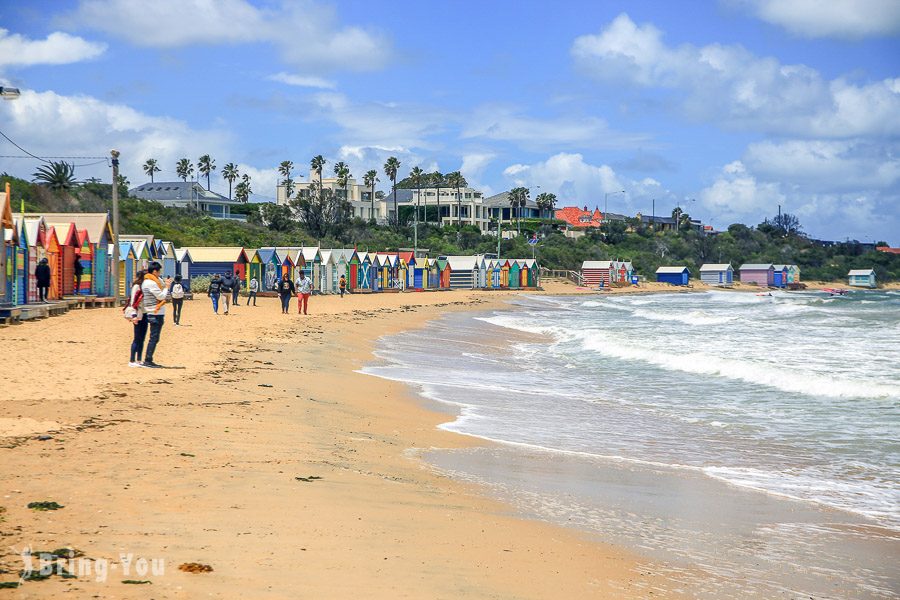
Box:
[0,296,118,325]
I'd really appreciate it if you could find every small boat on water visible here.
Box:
[756,292,772,297]
[823,288,849,296]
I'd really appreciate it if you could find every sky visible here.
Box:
[1,0,898,243]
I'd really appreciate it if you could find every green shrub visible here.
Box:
[190,275,211,293]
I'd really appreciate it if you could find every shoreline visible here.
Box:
[0,281,673,598]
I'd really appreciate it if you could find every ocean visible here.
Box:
[362,290,900,598]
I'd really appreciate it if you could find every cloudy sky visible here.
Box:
[1,0,898,242]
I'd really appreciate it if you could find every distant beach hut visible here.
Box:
[27,213,113,296]
[508,260,522,289]
[74,229,93,295]
[159,242,177,279]
[43,227,62,300]
[183,246,249,284]
[414,255,430,290]
[447,256,478,289]
[256,249,281,291]
[655,266,690,286]
[175,248,193,290]
[786,264,800,284]
[296,247,320,284]
[499,259,511,288]
[739,263,775,286]
[434,259,450,289]
[4,219,24,304]
[522,258,538,287]
[330,249,353,291]
[847,268,876,288]
[612,260,634,284]
[699,263,733,286]
[46,221,79,296]
[117,241,137,297]
[247,249,262,290]
[426,258,439,289]
[772,264,789,288]
[581,260,614,288]
[20,216,45,303]
[281,250,298,284]
[318,250,334,293]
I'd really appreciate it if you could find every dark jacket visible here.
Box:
[74,259,84,276]
[208,280,222,295]
[278,278,295,296]
[221,275,234,292]
[35,263,51,286]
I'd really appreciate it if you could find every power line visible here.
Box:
[0,128,50,163]
[0,128,110,166]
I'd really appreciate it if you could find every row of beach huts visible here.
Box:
[2,211,541,313]
[582,261,878,288]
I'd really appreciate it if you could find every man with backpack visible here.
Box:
[140,261,172,368]
[220,272,233,315]
[170,275,185,325]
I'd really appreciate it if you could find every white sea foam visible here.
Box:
[631,307,737,326]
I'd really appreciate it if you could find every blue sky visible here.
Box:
[1,0,898,242]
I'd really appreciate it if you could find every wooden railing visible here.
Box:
[540,268,584,286]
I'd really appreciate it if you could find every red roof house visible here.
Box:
[555,206,603,229]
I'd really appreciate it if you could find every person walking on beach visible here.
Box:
[140,261,172,368]
[35,258,51,303]
[128,269,148,367]
[248,276,259,306]
[73,253,84,294]
[220,272,233,315]
[339,274,346,298]
[277,277,294,314]
[170,275,185,325]
[296,271,312,315]
[232,270,241,306]
[208,274,222,314]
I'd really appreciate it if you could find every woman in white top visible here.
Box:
[128,269,148,366]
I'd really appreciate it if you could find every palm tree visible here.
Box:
[278,160,294,199]
[310,155,326,185]
[409,166,425,224]
[333,161,350,201]
[235,173,252,203]
[176,158,194,182]
[445,171,468,227]
[430,171,444,226]
[222,163,239,200]
[508,186,530,233]
[363,169,379,221]
[384,156,401,226]
[198,154,216,190]
[143,158,160,183]
[32,161,76,191]
[535,192,557,217]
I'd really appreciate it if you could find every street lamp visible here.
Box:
[604,189,625,216]
[0,86,21,99]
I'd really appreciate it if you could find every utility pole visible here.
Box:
[497,219,501,258]
[111,149,121,305]
[652,198,655,229]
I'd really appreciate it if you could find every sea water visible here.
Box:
[363,290,900,598]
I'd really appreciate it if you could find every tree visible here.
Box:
[235,173,252,203]
[32,161,76,191]
[445,171,468,227]
[289,179,350,238]
[259,202,294,232]
[535,192,557,216]
[363,169,379,221]
[176,158,194,182]
[143,158,160,183]
[278,160,294,199]
[430,171,444,226]
[408,166,425,224]
[384,156,401,226]
[766,212,803,237]
[116,174,130,189]
[310,155,326,185]
[198,154,216,190]
[222,163,239,200]
[508,186,529,233]
[333,161,350,201]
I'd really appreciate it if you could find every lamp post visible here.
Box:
[110,150,121,305]
[604,190,625,218]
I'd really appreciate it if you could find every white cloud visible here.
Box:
[60,0,391,73]
[500,153,672,211]
[698,160,785,216]
[571,13,900,138]
[729,0,900,39]
[460,153,496,196]
[461,105,651,149]
[0,89,238,195]
[0,28,106,69]
[267,72,335,90]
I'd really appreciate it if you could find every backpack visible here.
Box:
[171,283,184,299]
[123,287,143,319]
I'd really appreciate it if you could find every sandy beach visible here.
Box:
[0,280,676,598]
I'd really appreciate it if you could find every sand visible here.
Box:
[0,280,674,598]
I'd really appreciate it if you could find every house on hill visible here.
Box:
[130,181,246,221]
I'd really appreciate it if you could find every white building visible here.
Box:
[276,174,385,222]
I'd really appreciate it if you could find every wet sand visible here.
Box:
[0,281,674,598]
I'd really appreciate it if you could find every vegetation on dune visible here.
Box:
[4,172,897,282]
